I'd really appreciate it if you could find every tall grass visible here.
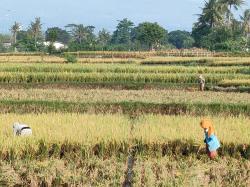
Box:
[133,157,250,186]
[0,155,248,186]
[0,114,249,161]
[0,63,248,74]
[219,79,250,87]
[133,115,250,145]
[0,72,248,84]
[65,51,152,59]
[64,49,214,58]
[0,55,250,66]
[0,100,248,115]
[0,89,248,105]
[0,56,136,64]
[141,57,250,66]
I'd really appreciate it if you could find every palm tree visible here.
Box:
[98,29,111,50]
[220,0,245,24]
[66,24,95,44]
[240,9,250,36]
[74,24,89,44]
[223,0,245,10]
[200,0,224,28]
[29,17,42,48]
[10,22,21,52]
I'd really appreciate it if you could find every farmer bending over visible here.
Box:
[200,119,220,159]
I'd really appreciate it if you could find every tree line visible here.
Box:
[193,0,250,51]
[0,0,249,53]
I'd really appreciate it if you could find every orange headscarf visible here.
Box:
[200,118,215,137]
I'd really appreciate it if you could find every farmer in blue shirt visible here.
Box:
[200,119,220,159]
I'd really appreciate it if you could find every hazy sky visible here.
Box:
[0,0,249,33]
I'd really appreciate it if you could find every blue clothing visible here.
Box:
[204,132,220,152]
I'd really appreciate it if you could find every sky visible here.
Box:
[0,0,249,33]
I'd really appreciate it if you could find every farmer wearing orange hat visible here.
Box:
[200,119,220,159]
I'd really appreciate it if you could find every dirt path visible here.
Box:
[122,116,137,187]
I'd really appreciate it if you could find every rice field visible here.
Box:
[0,64,250,88]
[0,156,249,186]
[1,114,249,158]
[0,63,249,74]
[0,72,249,86]
[0,89,248,104]
[0,56,249,89]
[0,89,248,115]
[1,53,250,66]
[140,57,250,66]
[0,114,249,185]
[0,52,249,186]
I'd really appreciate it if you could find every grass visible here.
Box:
[0,61,248,88]
[219,79,250,87]
[0,100,249,116]
[0,89,248,115]
[0,56,137,64]
[1,55,250,67]
[0,113,249,186]
[133,114,250,145]
[0,89,249,105]
[64,49,214,58]
[0,113,130,146]
[0,72,248,85]
[0,157,127,186]
[141,57,250,66]
[65,51,152,58]
[0,156,249,186]
[141,57,210,65]
[0,114,249,160]
[133,156,250,186]
[0,63,248,74]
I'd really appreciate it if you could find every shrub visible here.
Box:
[64,54,77,63]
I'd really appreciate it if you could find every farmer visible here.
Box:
[198,75,205,91]
[13,122,32,136]
[200,119,220,159]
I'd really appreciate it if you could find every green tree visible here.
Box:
[46,29,58,43]
[231,18,243,38]
[97,29,111,50]
[45,29,58,54]
[192,0,229,48]
[0,34,11,52]
[199,0,224,28]
[220,0,245,24]
[45,27,71,44]
[29,17,43,48]
[66,24,96,51]
[220,0,245,11]
[134,22,167,50]
[240,9,250,37]
[168,30,195,49]
[66,24,95,44]
[111,18,134,47]
[66,24,86,44]
[200,26,233,50]
[192,22,211,47]
[10,22,21,52]
[16,30,44,52]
